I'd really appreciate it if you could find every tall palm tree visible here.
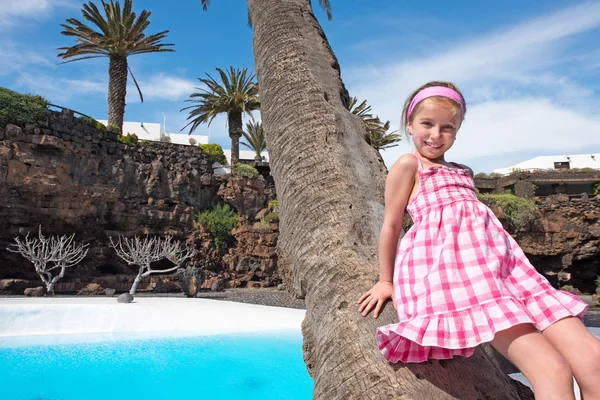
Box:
[201,1,532,399]
[182,66,260,168]
[242,121,267,162]
[58,0,174,131]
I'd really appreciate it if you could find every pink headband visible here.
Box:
[407,86,465,121]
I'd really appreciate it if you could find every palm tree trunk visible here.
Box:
[248,1,534,399]
[108,55,128,132]
[228,112,243,167]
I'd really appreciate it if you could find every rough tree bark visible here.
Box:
[228,111,243,167]
[248,1,534,399]
[108,55,128,132]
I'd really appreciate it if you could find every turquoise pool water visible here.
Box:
[0,332,313,400]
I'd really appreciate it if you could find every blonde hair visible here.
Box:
[400,81,466,140]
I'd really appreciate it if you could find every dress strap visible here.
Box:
[411,153,423,169]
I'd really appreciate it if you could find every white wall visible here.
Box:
[493,153,600,175]
[164,133,209,146]
[97,120,161,141]
[96,120,208,145]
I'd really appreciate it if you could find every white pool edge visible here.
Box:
[0,297,306,340]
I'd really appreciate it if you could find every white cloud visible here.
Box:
[127,74,197,103]
[15,72,106,103]
[347,2,600,171]
[0,0,75,28]
[0,41,52,76]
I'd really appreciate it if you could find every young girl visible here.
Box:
[357,81,600,399]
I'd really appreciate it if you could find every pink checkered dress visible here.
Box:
[376,155,588,363]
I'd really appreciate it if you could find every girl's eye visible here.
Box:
[422,121,432,127]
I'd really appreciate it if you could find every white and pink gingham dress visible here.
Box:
[376,155,588,363]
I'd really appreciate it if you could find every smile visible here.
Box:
[425,142,443,149]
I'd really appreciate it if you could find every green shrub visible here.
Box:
[80,116,107,135]
[477,193,539,231]
[253,220,272,232]
[196,204,238,248]
[107,124,122,135]
[262,212,279,223]
[268,200,279,213]
[0,87,48,128]
[118,132,138,146]
[199,143,227,164]
[233,163,259,179]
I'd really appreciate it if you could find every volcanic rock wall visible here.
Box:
[516,195,600,293]
[0,109,219,288]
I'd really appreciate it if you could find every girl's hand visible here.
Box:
[357,281,395,318]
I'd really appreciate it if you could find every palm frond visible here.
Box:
[318,0,333,20]
[366,122,402,151]
[128,65,143,103]
[182,66,260,134]
[58,0,175,61]
[241,121,267,156]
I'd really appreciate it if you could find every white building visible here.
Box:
[493,154,600,175]
[213,149,270,174]
[96,119,269,175]
[97,120,208,145]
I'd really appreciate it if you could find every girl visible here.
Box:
[357,81,600,399]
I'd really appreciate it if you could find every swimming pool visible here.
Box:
[0,331,313,400]
[0,297,312,400]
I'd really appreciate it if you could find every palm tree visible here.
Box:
[365,120,402,151]
[201,1,533,398]
[58,0,174,131]
[345,96,402,151]
[242,121,267,162]
[182,66,260,168]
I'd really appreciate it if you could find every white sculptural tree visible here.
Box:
[7,227,89,295]
[110,235,196,295]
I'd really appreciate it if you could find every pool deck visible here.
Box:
[0,297,306,339]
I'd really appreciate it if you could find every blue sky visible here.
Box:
[1,0,600,173]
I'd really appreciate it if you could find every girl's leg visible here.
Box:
[491,323,575,400]
[542,317,600,400]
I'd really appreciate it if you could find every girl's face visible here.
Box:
[408,99,461,161]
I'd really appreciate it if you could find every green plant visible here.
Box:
[57,0,175,130]
[595,275,600,289]
[118,132,138,146]
[181,66,260,167]
[196,204,238,248]
[593,182,600,196]
[199,143,227,164]
[253,220,272,232]
[233,163,259,179]
[0,87,48,128]
[262,212,279,223]
[268,199,279,213]
[80,116,107,135]
[477,193,539,231]
[107,124,122,134]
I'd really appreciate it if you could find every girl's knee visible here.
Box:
[544,354,573,379]
[528,355,574,397]
[580,340,600,373]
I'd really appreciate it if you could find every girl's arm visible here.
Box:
[357,154,418,318]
